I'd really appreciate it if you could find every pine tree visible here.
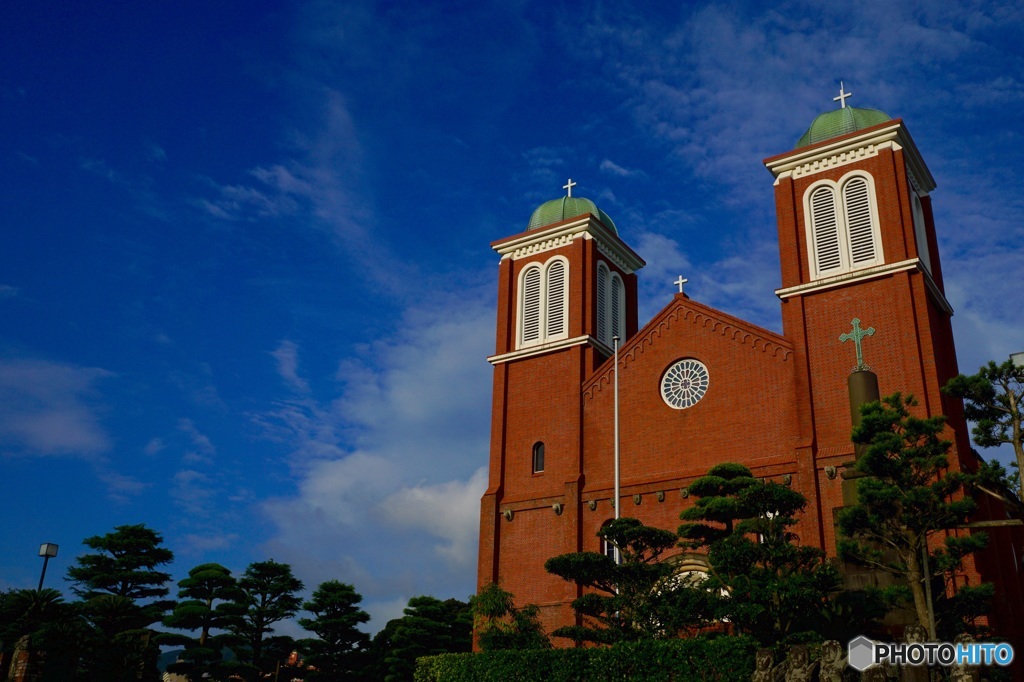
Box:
[545,517,713,644]
[297,580,370,680]
[382,596,471,682]
[944,359,1024,500]
[837,393,991,638]
[229,560,304,676]
[67,524,174,681]
[679,463,842,645]
[160,563,244,678]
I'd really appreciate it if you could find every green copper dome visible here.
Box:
[795,106,891,148]
[527,196,618,234]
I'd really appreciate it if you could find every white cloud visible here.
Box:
[0,358,113,457]
[257,288,494,616]
[380,467,488,568]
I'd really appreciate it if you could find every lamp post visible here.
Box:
[37,543,58,591]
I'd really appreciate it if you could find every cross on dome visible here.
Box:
[839,317,875,372]
[674,276,688,294]
[563,178,576,197]
[833,81,852,109]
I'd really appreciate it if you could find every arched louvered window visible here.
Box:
[843,177,876,266]
[610,273,624,340]
[810,186,842,275]
[596,262,608,345]
[804,172,882,279]
[520,266,542,345]
[545,260,567,339]
[518,257,570,348]
[910,191,932,273]
[532,442,545,473]
[595,261,626,348]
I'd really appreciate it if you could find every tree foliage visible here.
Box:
[679,463,841,645]
[298,580,371,681]
[944,359,1024,500]
[469,583,550,651]
[376,596,472,682]
[229,560,304,677]
[66,523,174,681]
[160,563,244,678]
[837,393,992,637]
[545,517,712,645]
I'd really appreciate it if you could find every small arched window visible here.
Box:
[545,260,567,339]
[600,519,619,563]
[532,442,545,473]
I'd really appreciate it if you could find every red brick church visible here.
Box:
[476,92,1024,644]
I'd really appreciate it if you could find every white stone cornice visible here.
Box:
[765,120,936,193]
[492,216,645,273]
[774,258,954,314]
[488,335,604,365]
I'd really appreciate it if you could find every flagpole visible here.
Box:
[613,335,621,564]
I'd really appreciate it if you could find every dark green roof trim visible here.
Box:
[527,196,618,234]
[795,107,891,148]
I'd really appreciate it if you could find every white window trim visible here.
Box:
[803,171,884,280]
[516,255,570,348]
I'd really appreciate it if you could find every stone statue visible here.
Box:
[949,634,979,682]
[863,666,888,682]
[785,645,817,682]
[752,648,780,682]
[820,640,847,682]
[901,626,929,682]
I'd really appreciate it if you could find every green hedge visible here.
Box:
[415,636,758,682]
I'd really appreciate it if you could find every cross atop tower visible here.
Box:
[839,317,876,372]
[833,81,852,109]
[674,276,688,294]
[563,178,576,197]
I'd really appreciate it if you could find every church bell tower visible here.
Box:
[477,181,644,627]
[763,86,967,552]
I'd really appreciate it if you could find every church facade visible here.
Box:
[476,99,1024,644]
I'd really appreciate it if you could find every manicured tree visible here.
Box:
[680,465,842,645]
[838,393,992,639]
[382,596,471,682]
[160,563,244,678]
[469,583,550,651]
[297,580,370,680]
[229,560,304,677]
[944,359,1024,500]
[66,524,174,681]
[545,517,713,645]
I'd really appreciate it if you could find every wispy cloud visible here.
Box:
[271,340,310,394]
[178,418,217,465]
[0,285,19,300]
[0,358,113,457]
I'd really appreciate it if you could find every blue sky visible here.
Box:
[2,1,1022,633]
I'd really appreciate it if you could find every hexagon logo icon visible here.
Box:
[848,636,876,671]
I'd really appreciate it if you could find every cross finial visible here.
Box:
[833,81,852,109]
[839,317,876,372]
[563,178,576,197]
[674,276,688,294]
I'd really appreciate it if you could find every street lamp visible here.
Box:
[37,543,58,591]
